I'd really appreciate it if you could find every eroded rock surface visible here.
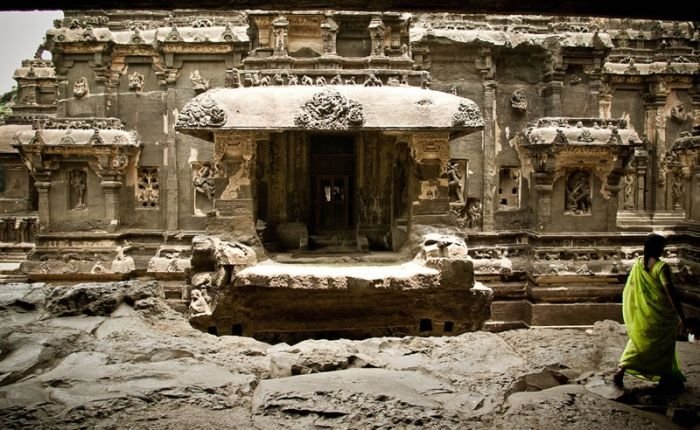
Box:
[0,281,698,429]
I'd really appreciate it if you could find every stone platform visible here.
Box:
[188,236,493,344]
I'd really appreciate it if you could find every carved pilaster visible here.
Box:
[321,15,338,56]
[33,171,53,230]
[272,15,289,57]
[481,79,497,231]
[209,131,258,241]
[410,132,450,223]
[368,15,386,57]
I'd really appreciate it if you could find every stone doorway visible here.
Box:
[309,134,356,236]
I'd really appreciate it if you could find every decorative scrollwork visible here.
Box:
[177,94,227,128]
[294,89,365,130]
[451,100,484,127]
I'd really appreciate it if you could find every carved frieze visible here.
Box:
[452,100,485,128]
[294,89,365,130]
[177,94,226,128]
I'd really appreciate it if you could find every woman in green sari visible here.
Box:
[614,234,688,389]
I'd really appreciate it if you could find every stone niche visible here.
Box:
[520,117,642,232]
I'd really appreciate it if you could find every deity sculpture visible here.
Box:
[70,170,87,210]
[190,70,210,93]
[566,170,592,214]
[128,71,145,93]
[193,164,216,201]
[73,77,89,98]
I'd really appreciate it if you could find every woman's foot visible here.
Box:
[613,367,625,388]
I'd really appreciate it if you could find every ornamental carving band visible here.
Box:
[294,89,365,130]
[177,94,227,128]
[451,101,484,127]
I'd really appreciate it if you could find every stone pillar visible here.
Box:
[209,131,258,244]
[635,148,649,210]
[166,88,180,232]
[606,172,622,232]
[33,172,51,230]
[481,79,497,231]
[533,171,554,231]
[644,82,668,211]
[410,132,450,226]
[544,71,564,117]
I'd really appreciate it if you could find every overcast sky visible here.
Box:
[0,10,63,94]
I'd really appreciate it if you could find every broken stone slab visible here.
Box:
[0,351,256,412]
[497,384,674,429]
[267,338,383,378]
[191,235,257,272]
[252,368,461,428]
[0,283,46,310]
[44,281,164,317]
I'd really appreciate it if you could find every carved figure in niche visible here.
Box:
[193,163,216,201]
[315,76,327,86]
[401,44,409,57]
[321,16,338,55]
[363,73,382,87]
[446,160,465,203]
[671,172,683,210]
[466,199,482,228]
[421,71,432,89]
[73,77,89,98]
[669,103,689,123]
[345,77,356,85]
[301,75,314,86]
[623,174,635,210]
[400,74,409,86]
[225,68,241,88]
[190,70,210,93]
[511,89,527,112]
[259,75,271,86]
[272,15,289,56]
[368,16,385,56]
[387,76,401,86]
[128,71,144,93]
[287,74,298,85]
[70,170,87,210]
[330,74,342,85]
[273,73,284,85]
[189,288,212,316]
[566,170,592,214]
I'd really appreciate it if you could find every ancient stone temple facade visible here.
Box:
[0,10,698,339]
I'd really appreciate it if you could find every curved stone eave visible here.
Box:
[175,86,485,142]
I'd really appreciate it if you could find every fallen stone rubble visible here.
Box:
[0,281,697,429]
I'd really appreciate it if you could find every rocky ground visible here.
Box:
[0,281,698,429]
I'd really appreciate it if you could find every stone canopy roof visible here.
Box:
[11,118,140,148]
[175,86,484,141]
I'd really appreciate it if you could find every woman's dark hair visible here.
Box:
[643,234,666,270]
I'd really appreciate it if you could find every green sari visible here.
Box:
[619,258,684,382]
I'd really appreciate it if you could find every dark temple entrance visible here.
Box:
[309,134,355,235]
